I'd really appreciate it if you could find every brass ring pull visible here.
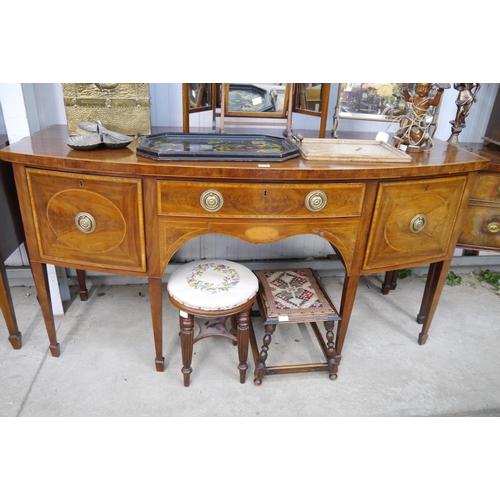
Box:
[305,190,327,212]
[487,222,500,234]
[75,212,96,233]
[200,189,224,212]
[410,214,427,233]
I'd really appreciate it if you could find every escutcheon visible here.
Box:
[410,214,427,233]
[75,212,96,233]
[200,189,224,212]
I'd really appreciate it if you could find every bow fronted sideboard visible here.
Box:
[0,126,489,377]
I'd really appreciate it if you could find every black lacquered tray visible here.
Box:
[136,133,300,161]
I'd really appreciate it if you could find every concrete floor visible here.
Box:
[1,271,500,417]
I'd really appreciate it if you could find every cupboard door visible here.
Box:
[27,169,145,271]
[363,176,467,270]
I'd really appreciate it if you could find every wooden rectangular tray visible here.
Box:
[299,139,412,163]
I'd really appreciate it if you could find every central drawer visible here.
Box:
[158,181,365,218]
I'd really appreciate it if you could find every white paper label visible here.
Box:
[376,131,389,143]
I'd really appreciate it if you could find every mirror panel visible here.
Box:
[292,83,331,138]
[333,83,410,137]
[293,83,328,115]
[336,83,407,121]
[187,83,213,111]
[224,83,290,118]
[182,83,220,132]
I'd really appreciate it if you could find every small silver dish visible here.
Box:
[67,121,133,150]
[66,134,102,150]
[102,133,133,149]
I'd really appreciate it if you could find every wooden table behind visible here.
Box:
[0,135,24,348]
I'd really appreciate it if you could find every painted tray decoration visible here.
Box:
[136,133,300,162]
[228,84,275,113]
[66,121,133,150]
[298,138,412,163]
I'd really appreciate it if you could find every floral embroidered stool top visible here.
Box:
[167,260,258,312]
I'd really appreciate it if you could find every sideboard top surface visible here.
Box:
[458,142,500,173]
[0,125,489,182]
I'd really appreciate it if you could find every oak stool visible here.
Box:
[251,268,341,385]
[167,260,258,387]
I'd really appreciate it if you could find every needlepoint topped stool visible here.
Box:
[167,259,258,387]
[251,268,341,385]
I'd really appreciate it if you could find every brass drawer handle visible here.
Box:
[200,189,224,212]
[305,190,327,212]
[487,222,500,234]
[75,212,96,233]
[410,214,427,233]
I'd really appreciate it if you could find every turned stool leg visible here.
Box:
[253,324,276,385]
[324,320,338,380]
[179,313,194,387]
[236,309,250,384]
[230,314,238,346]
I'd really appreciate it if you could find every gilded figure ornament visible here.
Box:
[392,83,450,152]
[447,83,481,145]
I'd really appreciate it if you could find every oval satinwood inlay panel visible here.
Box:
[383,193,446,251]
[244,226,280,242]
[46,189,126,253]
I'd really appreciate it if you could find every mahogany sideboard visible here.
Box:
[0,125,489,377]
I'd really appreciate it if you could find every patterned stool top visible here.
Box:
[254,268,340,322]
[167,260,258,311]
